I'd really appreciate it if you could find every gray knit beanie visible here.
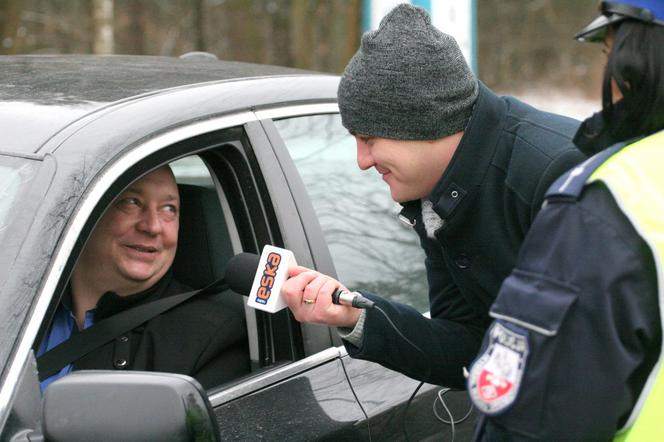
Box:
[338,3,479,140]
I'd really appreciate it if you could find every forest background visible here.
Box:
[0,0,605,115]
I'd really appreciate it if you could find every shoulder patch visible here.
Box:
[468,322,528,415]
[545,142,625,201]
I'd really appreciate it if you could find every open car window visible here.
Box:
[31,129,287,395]
[273,114,429,312]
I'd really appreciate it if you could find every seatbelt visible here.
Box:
[37,278,229,381]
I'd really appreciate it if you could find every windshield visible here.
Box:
[0,157,39,247]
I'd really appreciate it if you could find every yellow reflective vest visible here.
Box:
[588,130,664,441]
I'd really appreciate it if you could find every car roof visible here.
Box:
[0,55,336,155]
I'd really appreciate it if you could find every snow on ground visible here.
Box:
[503,89,600,122]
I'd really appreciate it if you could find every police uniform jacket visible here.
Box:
[473,145,662,440]
[66,272,250,390]
[344,83,586,388]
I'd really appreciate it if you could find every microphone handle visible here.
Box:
[331,289,375,309]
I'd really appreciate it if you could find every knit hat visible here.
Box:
[338,3,479,140]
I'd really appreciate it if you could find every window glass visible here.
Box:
[0,156,39,249]
[275,114,428,312]
[170,155,214,187]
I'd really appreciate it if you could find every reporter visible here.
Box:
[282,3,584,389]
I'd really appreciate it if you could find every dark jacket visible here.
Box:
[70,273,250,390]
[344,83,586,388]
[474,147,661,441]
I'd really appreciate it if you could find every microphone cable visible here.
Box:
[402,380,424,442]
[374,305,429,369]
[370,305,435,442]
[432,387,474,442]
[370,304,472,441]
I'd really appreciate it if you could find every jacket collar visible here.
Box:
[399,82,505,225]
[93,271,174,320]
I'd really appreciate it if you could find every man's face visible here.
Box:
[354,132,462,202]
[77,167,180,295]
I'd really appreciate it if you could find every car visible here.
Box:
[0,54,475,441]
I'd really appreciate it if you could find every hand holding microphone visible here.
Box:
[224,246,370,328]
[224,247,426,365]
[282,265,364,328]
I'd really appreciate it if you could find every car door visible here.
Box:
[256,108,478,441]
[0,117,370,440]
[180,121,372,440]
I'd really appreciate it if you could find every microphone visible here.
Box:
[224,252,261,296]
[233,246,297,313]
[224,246,374,311]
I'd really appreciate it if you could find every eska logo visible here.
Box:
[255,252,281,305]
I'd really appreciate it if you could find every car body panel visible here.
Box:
[0,55,475,441]
[0,55,320,155]
[209,347,369,440]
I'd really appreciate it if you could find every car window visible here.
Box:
[0,157,39,260]
[0,156,42,343]
[170,155,215,188]
[169,153,256,370]
[31,142,257,397]
[0,157,39,250]
[274,114,429,312]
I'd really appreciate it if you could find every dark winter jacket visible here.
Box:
[58,273,249,390]
[344,83,586,388]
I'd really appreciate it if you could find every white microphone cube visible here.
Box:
[246,245,297,313]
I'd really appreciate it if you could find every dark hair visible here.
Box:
[603,20,664,140]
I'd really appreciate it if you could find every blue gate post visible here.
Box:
[361,0,477,73]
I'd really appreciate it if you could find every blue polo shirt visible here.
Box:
[37,301,95,392]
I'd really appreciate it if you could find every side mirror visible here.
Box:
[42,371,220,442]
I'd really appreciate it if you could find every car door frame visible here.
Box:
[0,105,376,440]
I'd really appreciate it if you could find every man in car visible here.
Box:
[281,3,585,389]
[37,165,249,391]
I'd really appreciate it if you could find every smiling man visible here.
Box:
[69,166,180,326]
[37,166,249,391]
[282,3,586,389]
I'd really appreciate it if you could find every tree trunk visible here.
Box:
[127,0,145,54]
[0,0,23,54]
[194,0,205,51]
[92,0,114,54]
[289,0,311,69]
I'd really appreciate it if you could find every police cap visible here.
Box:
[575,0,664,42]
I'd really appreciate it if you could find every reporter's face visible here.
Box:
[78,167,180,294]
[354,132,462,202]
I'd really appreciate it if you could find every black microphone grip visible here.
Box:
[331,288,375,309]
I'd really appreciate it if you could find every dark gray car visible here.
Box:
[0,54,474,441]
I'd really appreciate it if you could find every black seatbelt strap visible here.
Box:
[37,278,228,381]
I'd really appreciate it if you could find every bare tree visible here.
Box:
[0,0,23,54]
[126,0,145,54]
[193,0,205,51]
[92,0,113,54]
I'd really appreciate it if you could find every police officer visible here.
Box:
[469,1,664,440]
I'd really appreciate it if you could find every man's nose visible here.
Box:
[137,208,162,235]
[356,139,375,170]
